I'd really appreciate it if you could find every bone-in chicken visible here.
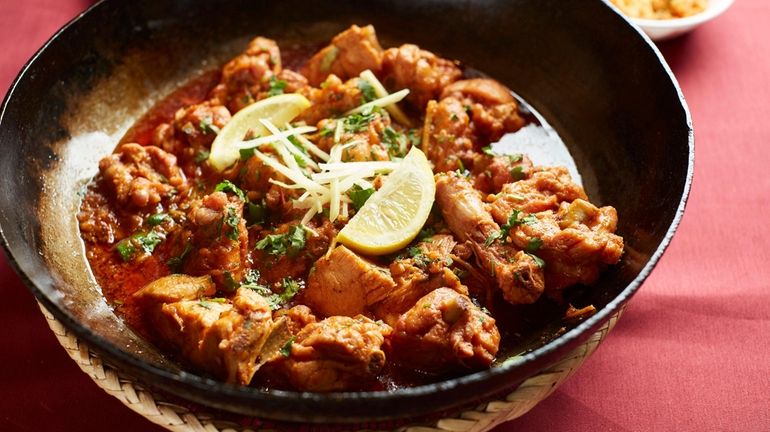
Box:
[303,245,395,317]
[435,172,545,304]
[278,315,392,391]
[133,275,274,385]
[391,288,500,372]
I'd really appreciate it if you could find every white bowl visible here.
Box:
[607,0,735,41]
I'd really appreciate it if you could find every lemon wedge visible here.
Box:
[209,93,311,171]
[337,147,435,255]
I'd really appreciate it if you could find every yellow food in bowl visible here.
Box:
[610,0,707,19]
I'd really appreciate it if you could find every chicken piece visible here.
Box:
[435,172,544,304]
[440,79,525,142]
[471,153,533,194]
[210,37,282,113]
[509,200,623,296]
[372,235,468,326]
[423,97,476,172]
[133,274,216,303]
[183,192,248,289]
[297,75,367,126]
[98,143,186,209]
[252,219,337,284]
[303,245,396,317]
[280,315,392,391]
[172,101,231,150]
[302,25,384,86]
[238,145,298,208]
[273,69,309,93]
[490,166,588,221]
[313,102,393,162]
[134,277,274,385]
[423,79,530,178]
[391,288,499,373]
[274,305,318,335]
[381,44,462,109]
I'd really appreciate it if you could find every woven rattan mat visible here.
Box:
[39,303,622,432]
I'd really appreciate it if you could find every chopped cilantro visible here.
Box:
[526,252,546,268]
[224,206,241,241]
[242,269,261,285]
[381,126,407,157]
[131,231,165,255]
[246,199,267,226]
[522,214,538,225]
[244,276,303,311]
[342,106,379,133]
[279,277,303,302]
[357,79,377,103]
[214,180,246,201]
[287,135,309,155]
[450,113,459,122]
[408,246,431,267]
[293,153,307,168]
[482,146,496,156]
[348,184,375,211]
[267,76,288,96]
[146,213,169,227]
[194,150,210,164]
[463,104,472,113]
[223,271,239,292]
[511,165,526,180]
[240,147,255,160]
[486,209,529,246]
[115,239,136,262]
[199,118,221,135]
[255,225,306,257]
[508,154,523,163]
[167,242,192,271]
[484,231,502,247]
[319,123,335,137]
[407,128,422,148]
[280,336,296,357]
[526,237,543,253]
[197,300,211,309]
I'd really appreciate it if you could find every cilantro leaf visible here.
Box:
[526,237,543,253]
[167,242,192,271]
[381,126,407,157]
[146,213,169,227]
[116,239,136,262]
[526,252,545,268]
[511,165,526,180]
[224,206,241,241]
[267,76,288,96]
[255,225,306,257]
[199,118,221,135]
[357,80,377,103]
[348,184,375,211]
[246,200,267,226]
[214,180,246,201]
[280,336,296,357]
[342,106,380,133]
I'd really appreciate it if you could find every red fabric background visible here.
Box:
[1,1,768,430]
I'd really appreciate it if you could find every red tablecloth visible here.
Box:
[2,1,769,430]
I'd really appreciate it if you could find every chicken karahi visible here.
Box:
[78,25,624,392]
